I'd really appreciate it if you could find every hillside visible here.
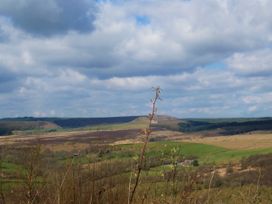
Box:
[0,116,141,136]
[178,118,272,135]
[151,117,272,136]
[2,116,272,136]
[0,120,60,136]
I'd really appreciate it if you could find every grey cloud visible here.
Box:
[0,27,9,42]
[0,66,14,82]
[0,65,21,93]
[0,0,96,35]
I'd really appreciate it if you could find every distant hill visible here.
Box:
[0,120,60,136]
[151,116,272,136]
[50,116,140,128]
[152,115,182,131]
[0,116,141,136]
[2,116,272,137]
[178,118,272,135]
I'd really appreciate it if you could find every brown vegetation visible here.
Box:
[182,132,272,150]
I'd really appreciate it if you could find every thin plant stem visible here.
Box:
[129,87,161,204]
[207,167,215,204]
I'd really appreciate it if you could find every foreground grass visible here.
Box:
[1,161,24,174]
[1,139,272,203]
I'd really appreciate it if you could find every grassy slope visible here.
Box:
[1,116,146,136]
[84,141,272,165]
[0,116,140,128]
[0,121,61,136]
[80,117,148,131]
[2,136,272,201]
[146,142,272,163]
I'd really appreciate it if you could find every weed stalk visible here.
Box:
[129,87,161,203]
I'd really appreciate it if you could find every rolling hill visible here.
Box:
[0,116,141,136]
[2,115,272,136]
[178,117,272,135]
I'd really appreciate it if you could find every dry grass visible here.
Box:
[112,130,185,145]
[0,130,91,144]
[151,130,185,139]
[0,117,148,146]
[182,132,272,150]
[44,142,90,152]
[0,129,141,154]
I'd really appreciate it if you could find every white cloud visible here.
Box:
[249,106,258,112]
[0,0,272,117]
[227,49,272,74]
[21,51,34,65]
[243,93,272,105]
[1,0,272,77]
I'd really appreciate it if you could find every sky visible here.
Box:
[0,0,272,118]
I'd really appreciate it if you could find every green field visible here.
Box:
[107,141,272,164]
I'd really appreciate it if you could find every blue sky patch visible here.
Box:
[135,15,150,26]
[204,61,227,70]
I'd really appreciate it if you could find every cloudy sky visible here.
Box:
[0,0,272,118]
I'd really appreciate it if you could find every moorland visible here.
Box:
[0,115,272,203]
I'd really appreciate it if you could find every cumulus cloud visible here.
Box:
[2,0,272,76]
[0,0,272,117]
[227,49,272,75]
[243,93,272,105]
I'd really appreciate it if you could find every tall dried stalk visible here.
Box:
[253,167,262,203]
[207,167,216,204]
[54,157,75,204]
[129,87,161,204]
[128,170,133,204]
[23,144,42,204]
[0,146,5,204]
[87,156,96,204]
